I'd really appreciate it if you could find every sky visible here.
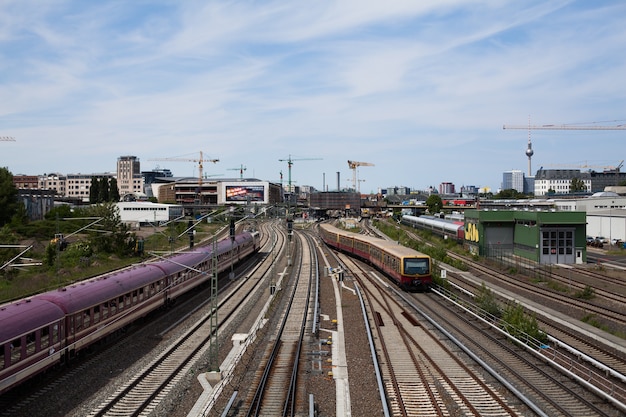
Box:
[1,1,625,194]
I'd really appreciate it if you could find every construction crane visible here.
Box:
[0,136,16,141]
[228,164,247,179]
[503,120,626,176]
[547,161,623,171]
[148,151,219,203]
[503,123,626,130]
[347,160,374,193]
[278,155,322,194]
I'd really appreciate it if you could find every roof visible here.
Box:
[320,223,428,258]
[0,299,65,342]
[590,191,620,197]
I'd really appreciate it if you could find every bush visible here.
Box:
[575,285,595,300]
[501,301,547,344]
[475,282,502,318]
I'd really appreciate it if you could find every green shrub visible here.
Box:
[475,282,502,318]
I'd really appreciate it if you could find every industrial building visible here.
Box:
[309,191,361,217]
[116,201,184,227]
[464,209,587,265]
[149,177,283,206]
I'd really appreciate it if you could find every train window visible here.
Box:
[1,345,5,370]
[11,338,22,364]
[93,305,101,323]
[83,309,91,327]
[404,258,429,275]
[132,290,138,304]
[41,326,50,348]
[74,313,82,332]
[26,331,37,355]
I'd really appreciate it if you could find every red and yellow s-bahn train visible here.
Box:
[319,223,432,291]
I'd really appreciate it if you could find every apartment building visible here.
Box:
[117,155,144,197]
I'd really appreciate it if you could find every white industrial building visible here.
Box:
[553,192,626,243]
[116,201,184,227]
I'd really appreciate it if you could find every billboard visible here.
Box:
[224,184,266,203]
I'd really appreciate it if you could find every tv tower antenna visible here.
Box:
[525,116,534,177]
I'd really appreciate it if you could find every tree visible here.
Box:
[109,178,120,202]
[570,178,587,193]
[494,189,525,199]
[89,176,98,203]
[98,178,109,203]
[425,194,443,214]
[85,203,133,256]
[0,167,19,227]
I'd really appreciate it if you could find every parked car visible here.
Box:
[595,236,608,244]
[611,238,622,246]
[586,236,595,245]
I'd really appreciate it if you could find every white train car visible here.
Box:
[401,214,464,242]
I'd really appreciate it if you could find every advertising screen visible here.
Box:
[225,185,266,202]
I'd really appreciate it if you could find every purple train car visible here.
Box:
[0,231,260,394]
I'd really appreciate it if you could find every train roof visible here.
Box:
[33,232,256,314]
[0,298,65,342]
[36,264,167,314]
[402,214,464,233]
[320,223,429,259]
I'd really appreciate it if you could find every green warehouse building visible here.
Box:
[464,209,587,265]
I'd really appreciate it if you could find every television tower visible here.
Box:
[525,130,534,177]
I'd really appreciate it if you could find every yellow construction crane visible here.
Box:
[347,160,374,193]
[228,164,247,179]
[148,151,219,203]
[278,155,322,193]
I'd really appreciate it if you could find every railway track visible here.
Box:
[550,265,626,298]
[413,287,621,417]
[445,268,626,376]
[437,280,626,410]
[337,252,524,416]
[243,231,315,417]
[443,250,626,327]
[81,223,287,417]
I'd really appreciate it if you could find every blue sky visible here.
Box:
[1,1,625,193]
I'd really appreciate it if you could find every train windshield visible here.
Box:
[404,258,429,275]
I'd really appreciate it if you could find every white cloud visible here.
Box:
[1,0,625,191]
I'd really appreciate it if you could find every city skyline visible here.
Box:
[1,1,625,192]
